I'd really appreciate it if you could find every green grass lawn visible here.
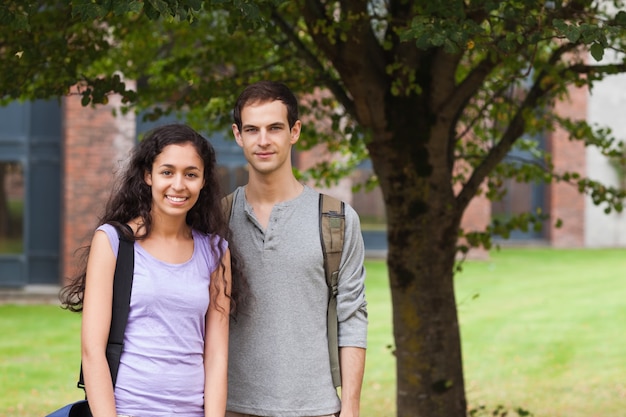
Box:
[456,248,626,417]
[0,305,82,417]
[1,248,625,417]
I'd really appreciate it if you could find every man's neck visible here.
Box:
[245,174,304,205]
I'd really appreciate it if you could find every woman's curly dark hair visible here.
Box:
[60,123,248,318]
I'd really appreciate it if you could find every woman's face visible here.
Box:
[144,142,205,220]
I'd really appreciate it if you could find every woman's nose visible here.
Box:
[172,174,185,189]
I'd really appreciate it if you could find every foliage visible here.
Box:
[2,1,626,417]
[1,1,625,239]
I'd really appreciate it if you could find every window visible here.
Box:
[0,161,24,254]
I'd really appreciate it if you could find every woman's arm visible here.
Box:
[81,230,117,417]
[204,248,232,417]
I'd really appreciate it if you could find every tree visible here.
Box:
[1,1,626,416]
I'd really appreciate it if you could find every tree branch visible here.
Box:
[299,0,387,127]
[569,62,626,75]
[269,7,357,117]
[436,56,496,118]
[456,106,529,211]
[455,82,516,143]
[455,43,578,211]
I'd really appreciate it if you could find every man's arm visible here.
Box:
[338,346,366,417]
[335,204,368,417]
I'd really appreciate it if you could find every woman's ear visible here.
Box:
[144,170,152,186]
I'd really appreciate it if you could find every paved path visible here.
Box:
[0,285,62,304]
[0,233,389,305]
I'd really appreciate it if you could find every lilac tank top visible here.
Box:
[97,224,227,417]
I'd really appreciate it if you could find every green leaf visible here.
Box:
[552,19,567,32]
[590,42,604,62]
[564,25,581,43]
[147,0,170,16]
[72,0,108,20]
[112,0,143,15]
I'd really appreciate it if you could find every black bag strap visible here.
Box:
[78,223,134,391]
[319,193,345,388]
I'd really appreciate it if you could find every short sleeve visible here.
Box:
[96,223,121,258]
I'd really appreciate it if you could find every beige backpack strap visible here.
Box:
[319,193,345,388]
[221,192,235,224]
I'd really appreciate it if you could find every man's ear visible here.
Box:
[232,124,243,147]
[144,170,152,186]
[290,120,301,145]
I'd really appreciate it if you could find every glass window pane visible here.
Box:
[0,161,24,254]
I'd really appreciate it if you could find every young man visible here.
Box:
[225,81,368,417]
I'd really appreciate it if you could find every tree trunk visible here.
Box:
[388,220,466,417]
[368,113,467,417]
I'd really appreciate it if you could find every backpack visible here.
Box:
[222,191,345,388]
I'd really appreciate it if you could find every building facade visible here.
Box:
[1,67,625,287]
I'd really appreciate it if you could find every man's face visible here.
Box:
[232,100,301,177]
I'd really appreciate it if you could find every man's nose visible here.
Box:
[258,129,270,145]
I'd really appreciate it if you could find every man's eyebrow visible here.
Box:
[242,122,286,129]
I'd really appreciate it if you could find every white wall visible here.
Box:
[585,49,626,247]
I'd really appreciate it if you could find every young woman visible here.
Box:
[61,124,243,417]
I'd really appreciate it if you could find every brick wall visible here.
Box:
[296,144,354,204]
[459,192,491,260]
[61,88,136,282]
[545,83,587,247]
